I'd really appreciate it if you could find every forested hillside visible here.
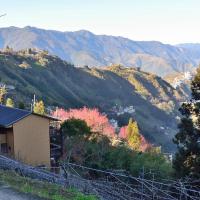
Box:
[0,48,188,151]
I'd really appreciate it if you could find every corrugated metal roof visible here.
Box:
[0,105,31,127]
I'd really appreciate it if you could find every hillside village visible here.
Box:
[171,71,193,89]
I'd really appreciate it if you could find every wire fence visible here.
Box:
[62,162,200,200]
[0,155,200,200]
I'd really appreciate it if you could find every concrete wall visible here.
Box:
[13,114,50,166]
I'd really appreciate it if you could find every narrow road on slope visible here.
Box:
[0,185,45,200]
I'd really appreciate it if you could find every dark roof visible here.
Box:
[0,105,31,127]
[0,105,59,128]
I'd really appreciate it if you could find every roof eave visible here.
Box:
[32,113,60,121]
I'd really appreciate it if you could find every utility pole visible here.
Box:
[31,94,36,112]
[33,94,36,106]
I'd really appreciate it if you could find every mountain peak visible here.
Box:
[24,26,36,30]
[74,29,94,36]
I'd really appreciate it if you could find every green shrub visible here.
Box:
[64,134,173,180]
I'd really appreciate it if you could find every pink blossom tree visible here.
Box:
[118,125,128,139]
[53,107,115,137]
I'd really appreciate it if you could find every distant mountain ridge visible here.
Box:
[0,26,200,76]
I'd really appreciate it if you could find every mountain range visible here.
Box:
[0,26,200,77]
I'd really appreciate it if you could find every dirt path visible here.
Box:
[0,185,45,200]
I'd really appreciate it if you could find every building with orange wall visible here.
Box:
[0,105,59,166]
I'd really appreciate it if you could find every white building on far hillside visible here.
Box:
[184,71,192,80]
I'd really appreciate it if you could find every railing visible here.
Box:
[0,155,67,186]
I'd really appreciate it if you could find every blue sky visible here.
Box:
[0,0,200,44]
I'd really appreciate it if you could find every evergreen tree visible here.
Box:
[61,118,91,162]
[173,67,200,178]
[33,100,45,115]
[6,98,14,107]
[61,118,91,138]
[18,101,25,109]
[127,118,141,151]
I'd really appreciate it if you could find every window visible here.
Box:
[1,143,8,153]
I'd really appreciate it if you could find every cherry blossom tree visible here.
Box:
[119,125,128,139]
[53,107,115,137]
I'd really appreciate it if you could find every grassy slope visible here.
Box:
[0,51,187,151]
[0,170,96,200]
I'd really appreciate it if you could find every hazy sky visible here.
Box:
[0,0,200,44]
